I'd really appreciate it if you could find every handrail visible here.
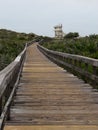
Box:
[37,44,98,88]
[0,54,24,129]
[0,45,26,98]
[0,41,34,130]
[0,40,35,101]
[0,45,26,130]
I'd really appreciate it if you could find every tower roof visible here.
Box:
[54,24,62,29]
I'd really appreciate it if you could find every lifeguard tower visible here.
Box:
[54,24,64,39]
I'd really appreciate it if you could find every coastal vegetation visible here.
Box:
[1,29,98,71]
[0,29,36,70]
[41,33,98,59]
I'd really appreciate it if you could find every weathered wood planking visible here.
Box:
[4,125,98,130]
[5,43,98,127]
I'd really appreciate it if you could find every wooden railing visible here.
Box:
[38,44,98,88]
[0,40,36,130]
[0,44,27,129]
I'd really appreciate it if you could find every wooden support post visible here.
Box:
[74,59,77,66]
[69,59,72,64]
[85,63,88,71]
[7,107,10,120]
[5,87,9,104]
[79,61,81,68]
[93,66,97,75]
[85,63,89,83]
[66,58,68,63]
[0,98,2,115]
[92,66,98,88]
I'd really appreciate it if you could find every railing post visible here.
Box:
[0,98,2,115]
[85,63,88,70]
[92,66,98,87]
[66,58,68,63]
[5,86,11,120]
[84,63,89,82]
[74,59,77,66]
[78,61,81,68]
[93,66,97,75]
[7,107,11,120]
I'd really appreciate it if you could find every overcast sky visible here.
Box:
[0,0,98,37]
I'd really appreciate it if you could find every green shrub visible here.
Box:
[42,34,98,59]
[0,29,36,70]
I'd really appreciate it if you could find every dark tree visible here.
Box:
[64,32,79,39]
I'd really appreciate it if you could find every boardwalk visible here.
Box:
[5,43,98,130]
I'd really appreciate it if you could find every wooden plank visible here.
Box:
[4,126,98,130]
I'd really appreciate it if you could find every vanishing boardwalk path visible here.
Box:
[5,43,98,130]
